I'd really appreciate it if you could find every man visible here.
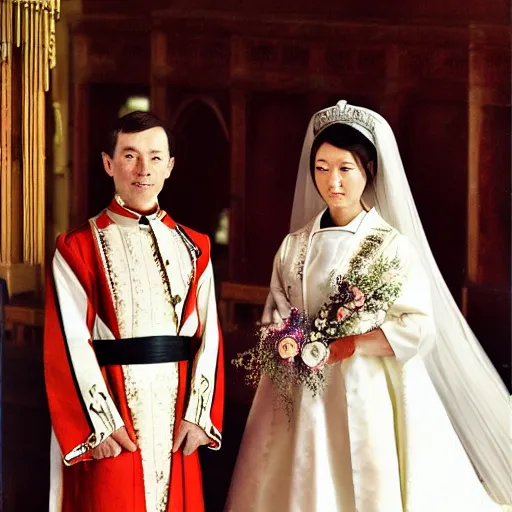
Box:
[44,111,224,512]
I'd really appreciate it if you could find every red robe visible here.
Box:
[44,199,224,512]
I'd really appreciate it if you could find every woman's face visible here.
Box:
[314,142,368,214]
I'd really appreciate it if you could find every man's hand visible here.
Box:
[172,420,210,456]
[91,426,137,460]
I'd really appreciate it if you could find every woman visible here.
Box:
[225,100,511,512]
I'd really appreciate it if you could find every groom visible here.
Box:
[44,111,224,512]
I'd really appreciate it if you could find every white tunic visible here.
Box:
[226,208,504,512]
[99,209,190,512]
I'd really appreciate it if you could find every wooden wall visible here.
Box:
[79,0,509,26]
[465,26,511,384]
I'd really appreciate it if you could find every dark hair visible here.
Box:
[106,111,175,157]
[310,124,377,184]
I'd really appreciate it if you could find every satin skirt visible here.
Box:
[225,355,503,512]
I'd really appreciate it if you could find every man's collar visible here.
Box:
[108,194,161,221]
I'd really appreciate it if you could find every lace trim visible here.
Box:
[294,232,308,282]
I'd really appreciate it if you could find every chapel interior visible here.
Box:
[0,0,510,510]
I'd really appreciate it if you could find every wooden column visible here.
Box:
[150,29,168,120]
[70,32,89,227]
[379,44,407,130]
[465,25,511,386]
[229,89,247,281]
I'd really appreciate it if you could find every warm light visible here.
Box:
[214,209,230,245]
[118,96,151,117]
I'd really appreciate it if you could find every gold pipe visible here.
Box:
[1,1,6,62]
[2,0,59,267]
[38,1,43,264]
[26,0,31,264]
[32,1,37,265]
[26,1,33,264]
[16,0,21,48]
[36,1,43,265]
[6,1,10,62]
[43,3,49,91]
[23,0,28,263]
[49,0,56,70]
[31,1,37,264]
[35,1,40,264]
[0,0,13,263]
[40,0,45,264]
[1,1,6,261]
[22,2,29,263]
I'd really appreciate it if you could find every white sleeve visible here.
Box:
[262,235,293,324]
[380,236,436,364]
[183,260,223,448]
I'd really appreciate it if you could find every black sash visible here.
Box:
[93,335,193,366]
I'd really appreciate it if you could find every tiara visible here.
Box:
[313,102,376,138]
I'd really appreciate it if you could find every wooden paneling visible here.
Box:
[464,25,511,382]
[245,92,311,284]
[229,89,247,281]
[399,100,468,304]
[71,18,151,85]
[476,105,511,286]
[82,0,510,26]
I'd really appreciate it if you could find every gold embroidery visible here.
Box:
[88,384,115,432]
[99,221,180,512]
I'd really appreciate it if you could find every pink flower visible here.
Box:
[277,336,299,360]
[336,307,349,321]
[350,286,365,308]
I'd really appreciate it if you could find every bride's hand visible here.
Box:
[328,329,394,364]
[353,329,395,357]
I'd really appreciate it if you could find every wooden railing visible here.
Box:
[218,281,268,332]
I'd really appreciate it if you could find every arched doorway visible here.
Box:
[160,97,231,288]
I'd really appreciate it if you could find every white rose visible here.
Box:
[301,341,329,369]
[314,318,327,329]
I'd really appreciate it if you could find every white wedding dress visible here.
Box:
[225,209,505,512]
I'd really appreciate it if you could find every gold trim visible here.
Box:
[1,0,60,276]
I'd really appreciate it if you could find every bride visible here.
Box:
[225,100,511,512]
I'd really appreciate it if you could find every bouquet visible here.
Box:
[232,232,405,412]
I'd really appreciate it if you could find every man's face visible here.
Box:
[102,127,174,214]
